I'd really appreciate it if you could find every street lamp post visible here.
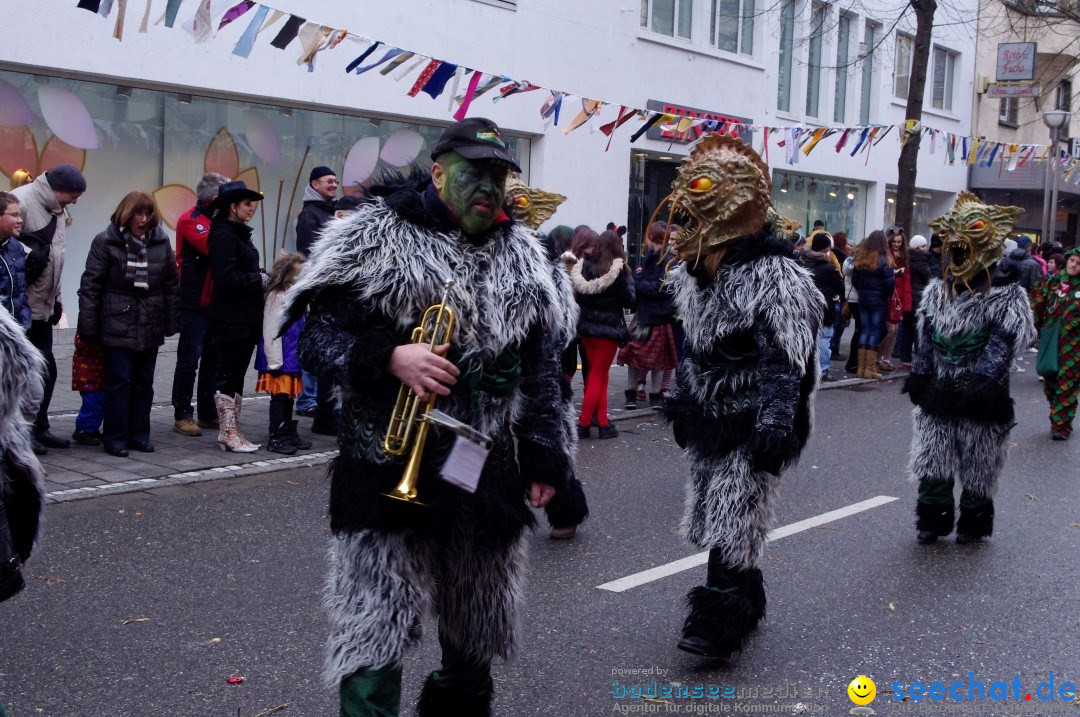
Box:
[1042,109,1070,244]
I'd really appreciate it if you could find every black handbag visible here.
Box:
[0,492,26,603]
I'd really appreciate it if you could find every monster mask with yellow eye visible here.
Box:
[928,192,1023,289]
[504,175,567,230]
[657,133,774,265]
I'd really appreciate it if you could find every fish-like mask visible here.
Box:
[504,176,567,230]
[928,192,1023,289]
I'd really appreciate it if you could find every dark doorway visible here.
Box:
[627,152,680,268]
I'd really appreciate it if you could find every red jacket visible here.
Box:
[891,250,913,312]
[175,204,214,310]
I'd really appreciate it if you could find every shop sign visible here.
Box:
[996,43,1036,81]
[645,100,753,144]
[987,83,1039,98]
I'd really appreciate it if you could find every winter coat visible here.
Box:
[0,236,31,329]
[851,257,896,309]
[997,248,1041,291]
[799,250,845,327]
[632,249,677,327]
[77,224,179,351]
[175,203,214,312]
[908,249,934,311]
[295,186,336,257]
[11,173,67,321]
[255,289,304,374]
[207,217,264,326]
[568,254,636,345]
[928,250,944,280]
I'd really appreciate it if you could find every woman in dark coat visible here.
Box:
[78,192,179,456]
[617,221,678,409]
[204,181,266,453]
[566,228,635,438]
[850,230,895,380]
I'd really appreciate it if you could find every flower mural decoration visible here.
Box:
[0,126,87,185]
[153,128,261,230]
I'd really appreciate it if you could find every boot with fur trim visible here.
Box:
[916,500,955,544]
[677,557,764,658]
[956,501,993,544]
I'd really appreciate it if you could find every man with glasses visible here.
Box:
[0,192,31,329]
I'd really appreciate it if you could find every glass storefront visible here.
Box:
[0,68,531,316]
[883,187,936,240]
[771,170,867,242]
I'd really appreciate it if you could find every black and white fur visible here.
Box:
[906,279,1036,501]
[663,235,823,568]
[282,188,577,685]
[0,306,46,563]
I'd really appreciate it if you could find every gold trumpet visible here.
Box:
[382,280,457,504]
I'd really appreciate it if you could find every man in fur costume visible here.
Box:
[658,134,823,658]
[0,305,46,605]
[281,118,576,716]
[903,193,1036,545]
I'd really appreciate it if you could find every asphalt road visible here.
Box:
[2,366,1078,716]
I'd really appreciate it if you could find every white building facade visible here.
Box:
[1,0,978,313]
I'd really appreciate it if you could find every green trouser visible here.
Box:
[918,476,991,511]
[339,629,492,717]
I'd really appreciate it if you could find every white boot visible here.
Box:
[232,392,260,451]
[214,392,258,453]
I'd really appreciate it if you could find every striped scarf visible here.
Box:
[124,232,149,290]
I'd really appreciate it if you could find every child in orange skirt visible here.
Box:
[255,252,311,455]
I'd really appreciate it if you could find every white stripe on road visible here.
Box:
[596,495,899,593]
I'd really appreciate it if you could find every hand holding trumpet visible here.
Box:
[388,343,460,402]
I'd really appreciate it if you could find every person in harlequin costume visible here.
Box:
[658,133,824,658]
[280,118,576,716]
[903,193,1036,545]
[1030,248,1080,441]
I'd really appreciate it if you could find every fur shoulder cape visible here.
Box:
[283,198,576,365]
[919,279,1037,354]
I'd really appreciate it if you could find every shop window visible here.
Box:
[894,33,913,100]
[642,0,693,39]
[711,0,755,55]
[931,46,956,111]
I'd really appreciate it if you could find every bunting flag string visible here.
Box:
[72,0,1080,174]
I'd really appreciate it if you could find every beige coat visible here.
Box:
[11,173,66,321]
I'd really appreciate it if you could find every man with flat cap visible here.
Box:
[282,117,576,715]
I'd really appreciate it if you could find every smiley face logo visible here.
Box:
[848,675,876,706]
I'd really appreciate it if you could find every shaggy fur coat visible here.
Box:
[905,278,1036,496]
[661,231,823,567]
[281,179,577,682]
[0,306,46,565]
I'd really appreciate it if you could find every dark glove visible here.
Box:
[671,418,688,449]
[963,374,1014,424]
[748,426,799,475]
[49,301,63,326]
[79,334,97,345]
[902,372,931,405]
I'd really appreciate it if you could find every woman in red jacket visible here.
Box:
[878,226,911,373]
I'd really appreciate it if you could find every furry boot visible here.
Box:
[678,557,764,658]
[215,393,259,453]
[864,349,883,379]
[916,500,955,544]
[416,672,493,717]
[956,501,993,544]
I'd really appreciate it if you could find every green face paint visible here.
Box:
[436,152,508,236]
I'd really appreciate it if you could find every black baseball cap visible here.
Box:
[431,117,522,172]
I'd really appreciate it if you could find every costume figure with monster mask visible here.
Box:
[903,192,1036,545]
[658,134,823,658]
[281,118,576,716]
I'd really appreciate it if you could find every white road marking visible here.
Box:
[596,495,899,593]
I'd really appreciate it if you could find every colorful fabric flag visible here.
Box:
[562,99,602,135]
[218,0,255,31]
[420,62,457,99]
[407,60,442,96]
[269,14,305,50]
[164,0,184,27]
[77,0,103,12]
[446,67,465,112]
[379,51,416,76]
[139,0,153,32]
[630,113,664,143]
[392,55,427,81]
[231,3,269,57]
[345,41,381,72]
[191,0,213,43]
[601,106,633,151]
[453,70,484,122]
[297,24,334,69]
[352,48,404,75]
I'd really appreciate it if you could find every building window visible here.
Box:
[999,97,1019,126]
[931,46,956,111]
[860,22,878,123]
[805,3,827,117]
[1056,80,1072,110]
[641,0,693,39]
[894,33,913,100]
[777,0,796,112]
[834,13,851,122]
[711,0,755,55]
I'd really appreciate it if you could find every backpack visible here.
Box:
[19,214,58,285]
